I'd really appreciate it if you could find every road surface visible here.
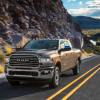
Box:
[0,55,100,100]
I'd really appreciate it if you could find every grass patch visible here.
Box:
[82,29,100,36]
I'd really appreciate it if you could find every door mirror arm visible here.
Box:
[58,49,61,55]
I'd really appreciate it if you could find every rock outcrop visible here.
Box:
[0,0,83,49]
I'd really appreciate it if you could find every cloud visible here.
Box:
[79,1,83,5]
[62,0,100,18]
[86,0,100,8]
[68,8,93,16]
[68,0,100,18]
[94,0,100,3]
[89,9,100,18]
[68,8,100,18]
[67,0,77,2]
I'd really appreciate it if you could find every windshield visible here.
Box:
[24,40,59,50]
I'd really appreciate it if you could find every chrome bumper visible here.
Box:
[5,66,54,80]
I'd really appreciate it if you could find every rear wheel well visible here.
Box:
[56,62,61,72]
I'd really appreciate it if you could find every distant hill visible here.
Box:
[73,16,100,29]
[91,33,100,41]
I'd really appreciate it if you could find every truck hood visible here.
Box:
[12,49,58,57]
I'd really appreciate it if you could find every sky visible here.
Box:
[62,0,100,19]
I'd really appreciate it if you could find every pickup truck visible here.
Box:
[5,39,81,88]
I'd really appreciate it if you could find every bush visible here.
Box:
[0,50,5,64]
[94,46,100,55]
[0,65,4,73]
[4,45,13,56]
[84,48,93,54]
[0,51,5,73]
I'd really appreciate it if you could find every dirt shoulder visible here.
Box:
[81,51,94,59]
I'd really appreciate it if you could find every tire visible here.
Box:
[73,60,80,75]
[7,79,20,86]
[49,67,60,88]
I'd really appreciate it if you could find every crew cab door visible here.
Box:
[59,40,72,72]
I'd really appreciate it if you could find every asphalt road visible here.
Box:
[0,55,100,100]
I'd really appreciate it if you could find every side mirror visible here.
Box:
[64,46,71,51]
[58,46,71,54]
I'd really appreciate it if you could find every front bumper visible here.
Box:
[5,65,54,81]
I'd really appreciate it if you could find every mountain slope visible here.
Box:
[73,16,100,29]
[0,0,83,49]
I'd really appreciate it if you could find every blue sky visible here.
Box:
[62,0,100,18]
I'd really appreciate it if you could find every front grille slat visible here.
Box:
[9,55,39,68]
[9,71,38,76]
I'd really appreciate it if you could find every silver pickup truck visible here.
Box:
[5,39,81,88]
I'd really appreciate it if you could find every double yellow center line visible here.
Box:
[47,64,100,100]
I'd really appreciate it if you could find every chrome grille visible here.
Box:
[9,55,39,68]
[9,71,38,76]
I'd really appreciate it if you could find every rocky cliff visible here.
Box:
[0,0,83,49]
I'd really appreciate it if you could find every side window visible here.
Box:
[60,40,65,49]
[64,40,70,48]
[60,40,71,49]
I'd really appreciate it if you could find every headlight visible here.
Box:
[6,58,9,63]
[39,57,52,63]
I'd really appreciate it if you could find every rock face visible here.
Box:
[0,0,83,49]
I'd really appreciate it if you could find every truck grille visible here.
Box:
[9,55,39,68]
[9,71,38,76]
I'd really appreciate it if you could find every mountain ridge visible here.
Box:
[73,16,100,29]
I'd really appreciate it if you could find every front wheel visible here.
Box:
[49,67,60,88]
[72,60,80,75]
